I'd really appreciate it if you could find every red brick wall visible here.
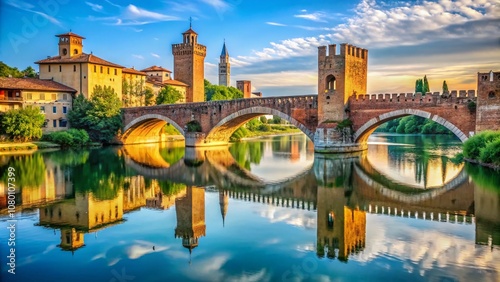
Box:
[476,71,500,132]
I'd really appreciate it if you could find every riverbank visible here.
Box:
[239,130,303,141]
[464,158,500,170]
[0,141,60,152]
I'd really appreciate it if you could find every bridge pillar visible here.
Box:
[313,126,367,153]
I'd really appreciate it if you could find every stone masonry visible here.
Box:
[476,71,500,132]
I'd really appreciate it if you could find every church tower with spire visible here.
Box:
[218,41,230,86]
[172,21,207,102]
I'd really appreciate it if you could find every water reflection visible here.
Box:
[0,134,499,281]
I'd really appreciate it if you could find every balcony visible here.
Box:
[0,96,23,102]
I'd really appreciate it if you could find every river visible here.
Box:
[0,133,499,282]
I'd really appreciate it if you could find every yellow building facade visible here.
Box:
[36,32,123,101]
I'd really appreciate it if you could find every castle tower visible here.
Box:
[218,41,230,87]
[219,190,229,227]
[476,71,500,132]
[172,25,207,103]
[56,32,84,59]
[175,186,206,253]
[59,228,85,251]
[317,44,368,123]
[237,80,251,98]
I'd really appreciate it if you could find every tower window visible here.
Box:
[48,65,51,72]
[62,48,67,55]
[59,65,62,72]
[74,49,78,55]
[73,65,76,72]
[326,75,336,90]
[489,91,496,99]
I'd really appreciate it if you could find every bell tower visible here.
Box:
[56,32,84,59]
[218,41,230,86]
[172,23,207,102]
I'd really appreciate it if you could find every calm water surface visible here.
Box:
[1,134,499,282]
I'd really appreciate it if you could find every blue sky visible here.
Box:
[0,0,498,97]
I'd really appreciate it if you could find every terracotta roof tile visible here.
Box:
[163,79,188,87]
[56,32,85,39]
[140,65,172,72]
[0,77,77,92]
[35,53,124,68]
[122,67,147,75]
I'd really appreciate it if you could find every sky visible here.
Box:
[0,0,498,97]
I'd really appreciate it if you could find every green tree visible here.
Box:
[415,79,423,93]
[122,79,131,107]
[1,106,45,141]
[156,85,183,104]
[68,86,122,143]
[423,75,430,93]
[205,79,243,101]
[0,62,23,77]
[442,80,449,93]
[260,116,267,124]
[22,66,37,78]
[144,87,155,106]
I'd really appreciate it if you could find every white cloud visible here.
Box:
[199,0,230,12]
[132,54,144,59]
[88,3,179,26]
[85,2,103,12]
[5,0,62,27]
[266,22,287,26]
[294,11,328,22]
[151,53,161,58]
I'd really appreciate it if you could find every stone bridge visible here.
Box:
[348,90,476,144]
[121,95,318,146]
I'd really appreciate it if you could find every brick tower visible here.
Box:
[172,25,207,102]
[476,70,500,132]
[218,41,230,87]
[317,44,368,123]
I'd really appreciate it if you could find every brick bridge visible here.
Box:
[121,95,318,146]
[121,90,477,150]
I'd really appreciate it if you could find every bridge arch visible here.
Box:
[206,106,315,143]
[353,109,468,143]
[122,114,185,144]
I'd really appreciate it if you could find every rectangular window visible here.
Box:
[107,67,109,74]
[74,65,76,72]
[53,106,57,113]
[114,69,117,75]
[40,106,45,113]
[52,93,57,100]
[26,93,32,100]
[63,106,67,114]
[59,120,67,127]
[63,93,68,100]
[94,65,96,72]
[100,66,103,73]
[48,65,51,72]
[40,93,45,100]
[59,65,62,72]
[53,120,57,127]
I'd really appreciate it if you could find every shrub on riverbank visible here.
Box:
[463,130,500,166]
[42,129,90,148]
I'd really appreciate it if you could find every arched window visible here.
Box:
[489,91,496,99]
[326,75,336,91]
[73,49,78,55]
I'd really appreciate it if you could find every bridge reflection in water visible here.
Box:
[13,141,496,262]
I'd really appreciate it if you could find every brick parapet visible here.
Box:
[350,90,476,107]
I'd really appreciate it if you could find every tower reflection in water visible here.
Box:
[0,141,498,260]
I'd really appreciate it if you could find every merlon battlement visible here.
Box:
[318,43,368,59]
[350,90,476,104]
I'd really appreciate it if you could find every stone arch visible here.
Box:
[122,114,185,144]
[206,106,315,143]
[326,75,336,90]
[353,109,468,143]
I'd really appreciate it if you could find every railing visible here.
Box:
[0,96,23,101]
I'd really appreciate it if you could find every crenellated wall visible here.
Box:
[348,90,477,143]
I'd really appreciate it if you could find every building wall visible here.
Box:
[237,80,251,98]
[318,44,368,123]
[219,60,230,87]
[39,63,122,100]
[476,71,500,132]
[122,73,147,107]
[22,90,73,133]
[144,71,171,83]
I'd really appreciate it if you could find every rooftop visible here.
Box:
[55,32,85,39]
[122,67,147,76]
[35,53,124,68]
[140,65,172,73]
[0,77,77,92]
